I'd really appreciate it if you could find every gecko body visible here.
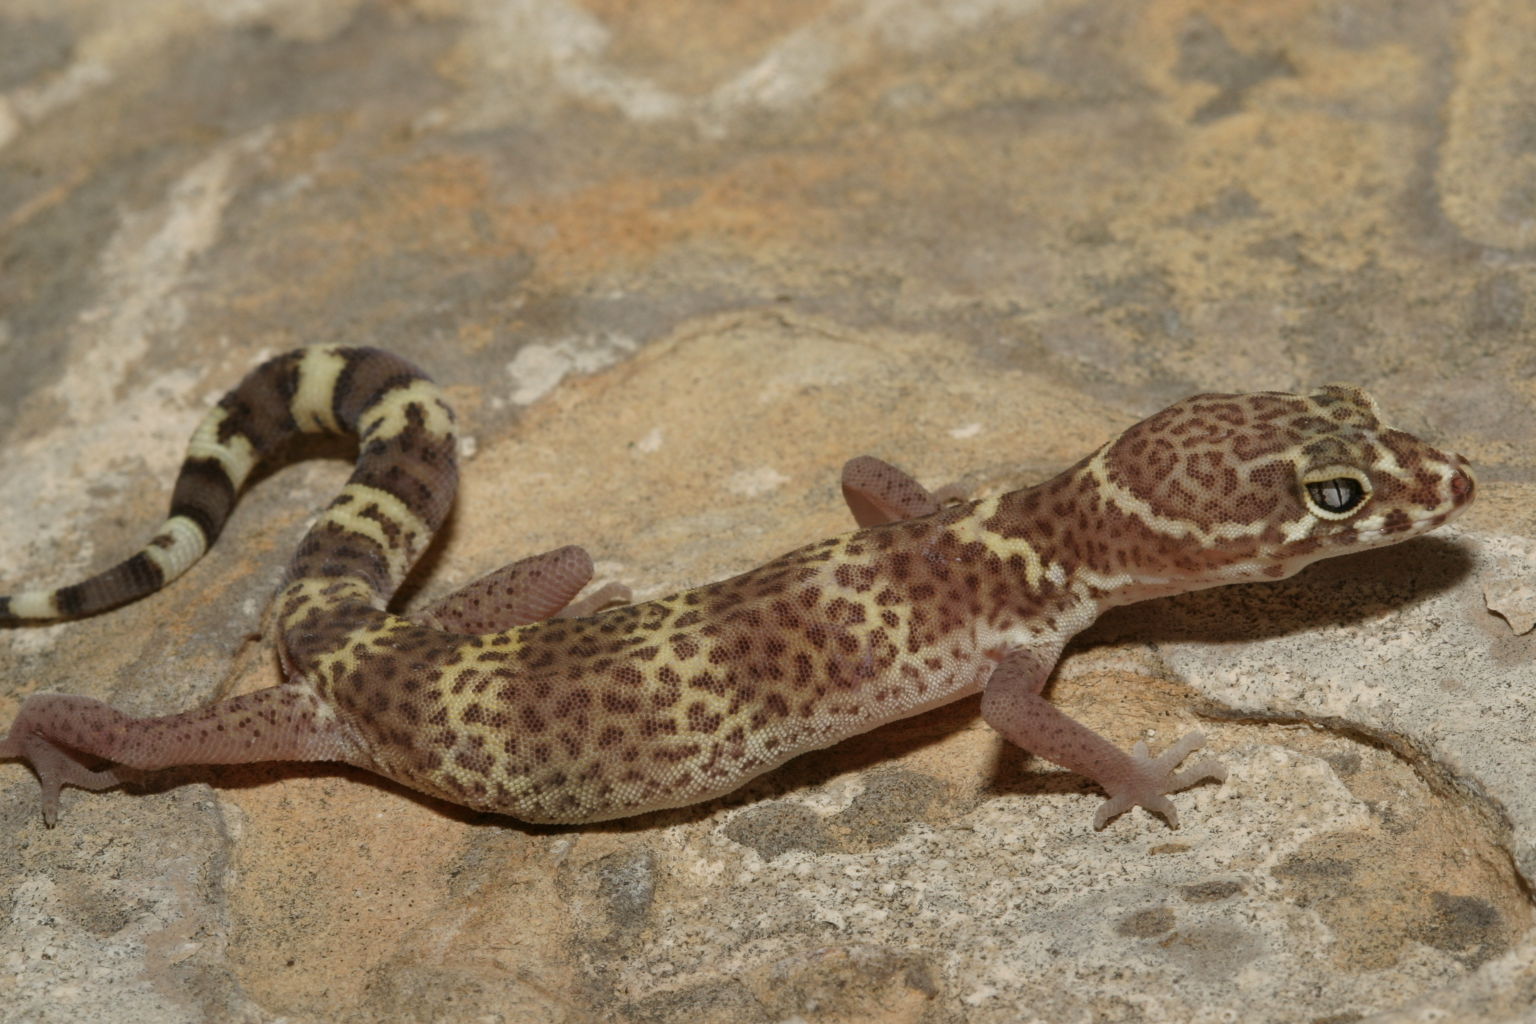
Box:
[1,347,1474,828]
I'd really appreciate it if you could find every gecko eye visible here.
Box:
[1303,472,1370,518]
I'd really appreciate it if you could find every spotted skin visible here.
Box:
[0,353,1475,829]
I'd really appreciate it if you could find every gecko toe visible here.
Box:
[1093,733,1225,830]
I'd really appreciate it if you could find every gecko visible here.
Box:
[0,346,1475,830]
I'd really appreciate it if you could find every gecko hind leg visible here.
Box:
[0,684,355,826]
[413,544,631,634]
[0,719,122,827]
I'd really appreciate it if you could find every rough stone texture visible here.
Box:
[1,2,1534,1022]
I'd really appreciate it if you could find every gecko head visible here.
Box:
[1093,385,1475,592]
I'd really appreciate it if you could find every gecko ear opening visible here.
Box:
[1301,467,1371,519]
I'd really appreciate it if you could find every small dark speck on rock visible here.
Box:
[594,848,656,928]
[722,803,833,860]
[1117,906,1176,938]
[1180,880,1243,903]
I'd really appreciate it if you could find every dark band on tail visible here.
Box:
[166,457,239,542]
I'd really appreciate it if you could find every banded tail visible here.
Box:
[0,346,458,623]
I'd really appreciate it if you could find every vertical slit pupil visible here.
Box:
[1307,478,1363,513]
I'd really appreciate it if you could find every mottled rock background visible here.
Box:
[2,2,1535,1022]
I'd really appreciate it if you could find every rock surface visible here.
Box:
[2,2,1534,1022]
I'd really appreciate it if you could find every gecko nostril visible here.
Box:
[1450,466,1474,500]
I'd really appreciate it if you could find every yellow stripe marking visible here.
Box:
[331,482,430,546]
[1090,448,1285,547]
[965,496,1046,589]
[359,378,453,441]
[316,482,430,578]
[293,348,349,434]
[141,516,210,580]
[186,407,260,487]
[9,591,60,619]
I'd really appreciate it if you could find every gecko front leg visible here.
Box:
[841,455,944,526]
[980,646,1226,829]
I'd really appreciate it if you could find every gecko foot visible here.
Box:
[557,580,634,619]
[0,705,129,827]
[1092,732,1227,831]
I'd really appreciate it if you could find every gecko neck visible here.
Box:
[954,456,1225,639]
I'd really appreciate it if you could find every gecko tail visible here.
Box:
[0,514,214,623]
[0,346,455,623]
[0,404,249,623]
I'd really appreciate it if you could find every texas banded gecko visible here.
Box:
[0,347,1475,829]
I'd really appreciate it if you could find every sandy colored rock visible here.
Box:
[1,2,1534,1022]
[1483,535,1536,636]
